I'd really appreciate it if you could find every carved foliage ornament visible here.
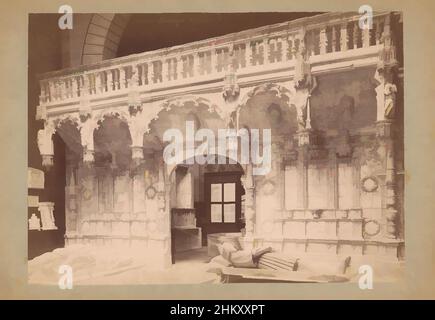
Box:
[146,185,157,199]
[239,83,293,106]
[222,73,240,102]
[363,219,381,237]
[361,176,379,193]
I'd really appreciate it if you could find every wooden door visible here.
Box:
[204,172,243,236]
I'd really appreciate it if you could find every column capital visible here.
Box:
[78,115,97,165]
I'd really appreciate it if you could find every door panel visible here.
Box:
[204,173,242,235]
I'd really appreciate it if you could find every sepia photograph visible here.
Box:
[26,9,406,287]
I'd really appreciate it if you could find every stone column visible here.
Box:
[209,46,217,74]
[130,162,147,252]
[293,31,313,210]
[293,27,318,148]
[296,146,308,209]
[327,149,338,209]
[241,164,256,250]
[65,163,79,243]
[374,13,399,239]
[272,141,285,211]
[377,121,398,239]
[244,165,256,231]
[128,91,145,167]
[78,105,96,165]
[155,156,172,268]
[77,164,98,238]
[132,164,146,214]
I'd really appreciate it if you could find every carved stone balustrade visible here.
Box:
[37,12,392,111]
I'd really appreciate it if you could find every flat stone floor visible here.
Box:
[28,245,405,285]
[28,245,220,285]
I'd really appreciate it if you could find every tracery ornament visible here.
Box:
[361,176,379,193]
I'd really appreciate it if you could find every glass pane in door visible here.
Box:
[211,204,222,222]
[211,183,222,202]
[223,183,236,202]
[223,203,236,223]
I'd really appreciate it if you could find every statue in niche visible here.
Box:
[383,82,397,119]
[374,13,398,121]
[293,37,312,91]
[292,35,317,132]
[374,66,397,121]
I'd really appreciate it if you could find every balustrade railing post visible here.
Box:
[244,41,252,67]
[177,57,184,80]
[115,69,121,90]
[375,19,382,45]
[39,81,47,103]
[193,51,200,77]
[141,63,148,85]
[120,67,127,89]
[352,21,359,49]
[150,62,156,84]
[340,22,348,51]
[95,72,102,94]
[263,37,270,65]
[48,81,55,101]
[209,47,216,74]
[161,58,169,82]
[333,25,339,52]
[107,70,114,92]
[319,26,327,54]
[281,35,289,62]
[59,80,66,100]
[362,25,371,48]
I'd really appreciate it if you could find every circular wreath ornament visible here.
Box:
[82,188,92,201]
[145,186,157,199]
[361,176,379,192]
[363,220,381,237]
[262,180,276,195]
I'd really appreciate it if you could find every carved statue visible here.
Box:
[374,66,397,121]
[384,82,397,119]
[37,125,54,156]
[294,51,311,90]
[374,13,398,122]
[292,90,309,130]
[292,30,317,132]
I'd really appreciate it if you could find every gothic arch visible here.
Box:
[238,82,294,110]
[234,82,296,129]
[92,107,131,127]
[157,95,221,119]
[147,95,225,134]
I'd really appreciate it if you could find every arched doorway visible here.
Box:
[168,156,245,264]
